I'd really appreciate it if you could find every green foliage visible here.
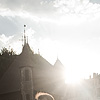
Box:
[0,47,16,56]
[0,47,16,79]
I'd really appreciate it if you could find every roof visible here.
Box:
[0,43,65,96]
[0,43,53,94]
[54,58,64,70]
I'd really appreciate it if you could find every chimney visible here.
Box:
[93,73,96,78]
[89,75,91,79]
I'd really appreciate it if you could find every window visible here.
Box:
[25,69,30,81]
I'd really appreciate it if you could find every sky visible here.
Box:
[0,0,100,82]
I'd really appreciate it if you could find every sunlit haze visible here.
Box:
[0,0,100,84]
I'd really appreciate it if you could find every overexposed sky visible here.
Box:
[0,0,100,80]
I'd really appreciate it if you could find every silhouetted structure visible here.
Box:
[1,26,100,100]
[0,27,65,100]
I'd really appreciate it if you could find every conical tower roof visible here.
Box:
[54,58,64,70]
[0,42,54,94]
[0,25,65,96]
[19,43,34,67]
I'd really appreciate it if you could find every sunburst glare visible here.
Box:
[64,71,81,84]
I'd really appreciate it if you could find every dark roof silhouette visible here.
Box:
[0,43,53,93]
[0,43,65,96]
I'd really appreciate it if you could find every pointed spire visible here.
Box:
[21,25,34,55]
[38,49,40,55]
[27,36,28,44]
[57,55,58,61]
[54,58,64,70]
[24,25,26,44]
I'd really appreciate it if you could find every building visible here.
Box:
[0,29,65,100]
[1,27,100,100]
[84,73,100,100]
[66,73,100,100]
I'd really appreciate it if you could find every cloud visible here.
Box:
[90,0,100,4]
[0,0,100,24]
[0,34,15,51]
[0,34,13,44]
[0,0,55,17]
[54,0,100,16]
[0,0,98,17]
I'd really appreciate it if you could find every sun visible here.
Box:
[64,71,81,85]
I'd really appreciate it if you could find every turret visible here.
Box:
[54,58,64,70]
[20,25,34,100]
[20,66,34,100]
